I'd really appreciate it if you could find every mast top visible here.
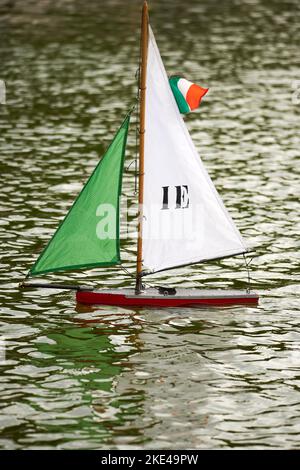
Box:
[142,1,149,22]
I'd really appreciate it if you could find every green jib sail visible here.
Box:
[30,115,130,276]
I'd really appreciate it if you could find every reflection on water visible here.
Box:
[0,0,300,449]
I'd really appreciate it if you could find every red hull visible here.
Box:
[76,288,259,308]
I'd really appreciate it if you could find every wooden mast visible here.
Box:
[135,1,149,294]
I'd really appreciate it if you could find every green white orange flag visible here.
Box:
[169,76,208,114]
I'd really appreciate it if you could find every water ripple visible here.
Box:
[0,0,299,450]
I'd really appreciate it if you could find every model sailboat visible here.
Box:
[21,2,258,307]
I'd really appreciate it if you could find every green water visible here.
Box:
[0,0,299,449]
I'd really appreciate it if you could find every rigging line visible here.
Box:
[243,253,252,293]
[19,271,31,285]
[120,264,135,279]
[126,160,136,171]
[119,266,158,292]
[125,91,140,172]
[120,265,180,294]
[119,264,171,292]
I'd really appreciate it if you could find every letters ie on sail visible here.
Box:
[142,27,247,274]
[29,115,130,276]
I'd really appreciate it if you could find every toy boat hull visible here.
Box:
[76,288,259,307]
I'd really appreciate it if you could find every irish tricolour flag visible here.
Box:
[169,76,208,114]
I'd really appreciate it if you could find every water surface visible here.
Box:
[0,0,299,449]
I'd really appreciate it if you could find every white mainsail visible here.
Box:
[142,27,247,274]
